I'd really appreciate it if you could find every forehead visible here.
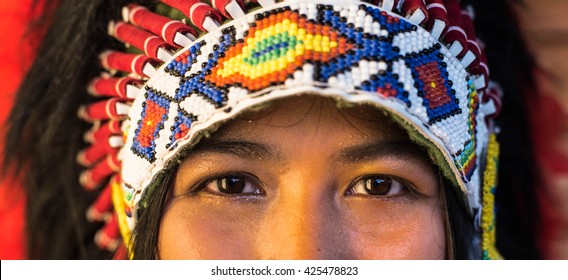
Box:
[208,95,409,144]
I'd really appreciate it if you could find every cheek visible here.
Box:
[157,198,262,259]
[343,199,446,259]
[158,197,447,259]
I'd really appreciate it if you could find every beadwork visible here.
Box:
[121,2,487,227]
[79,0,502,257]
[481,134,503,260]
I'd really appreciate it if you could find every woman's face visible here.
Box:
[158,95,446,259]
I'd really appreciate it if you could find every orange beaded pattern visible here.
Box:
[206,10,354,91]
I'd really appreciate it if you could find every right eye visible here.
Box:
[202,174,264,196]
[345,175,410,197]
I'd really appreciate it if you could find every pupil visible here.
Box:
[218,176,246,194]
[365,177,391,195]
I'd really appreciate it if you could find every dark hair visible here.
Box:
[3,0,539,259]
[130,171,175,259]
[443,179,478,259]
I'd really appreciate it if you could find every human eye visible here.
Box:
[199,173,264,196]
[345,175,411,197]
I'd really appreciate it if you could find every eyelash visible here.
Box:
[345,175,415,198]
[196,172,265,196]
[194,173,415,198]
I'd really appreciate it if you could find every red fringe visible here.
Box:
[100,51,157,77]
[85,120,122,144]
[127,4,197,47]
[161,0,223,31]
[88,76,140,99]
[80,153,120,190]
[113,21,171,59]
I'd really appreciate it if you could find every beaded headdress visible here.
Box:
[78,0,503,259]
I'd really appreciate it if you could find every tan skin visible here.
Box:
[158,95,446,259]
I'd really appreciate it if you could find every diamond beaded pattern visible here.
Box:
[118,1,488,231]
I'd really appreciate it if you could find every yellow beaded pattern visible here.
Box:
[207,10,352,91]
[111,175,133,258]
[481,133,503,260]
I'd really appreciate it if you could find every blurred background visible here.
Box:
[515,0,568,259]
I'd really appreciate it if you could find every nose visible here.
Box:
[256,175,351,259]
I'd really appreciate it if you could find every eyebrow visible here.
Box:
[190,139,431,166]
[189,139,278,161]
[336,141,432,164]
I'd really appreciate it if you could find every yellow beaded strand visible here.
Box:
[111,178,134,259]
[481,133,503,260]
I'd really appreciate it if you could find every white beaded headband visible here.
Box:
[78,0,502,259]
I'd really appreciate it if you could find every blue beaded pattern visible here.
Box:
[405,48,461,123]
[165,42,203,77]
[129,4,476,173]
[131,88,171,162]
[174,35,232,107]
[168,109,196,149]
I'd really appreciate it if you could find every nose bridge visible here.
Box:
[260,170,345,259]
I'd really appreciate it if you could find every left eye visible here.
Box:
[203,174,263,195]
[346,175,408,196]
